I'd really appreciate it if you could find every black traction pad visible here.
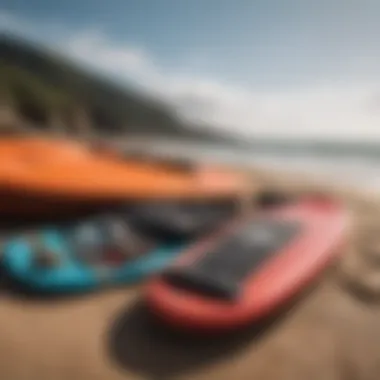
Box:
[163,219,301,301]
[129,202,235,239]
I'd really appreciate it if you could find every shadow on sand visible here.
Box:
[107,301,275,379]
[106,258,339,380]
[107,281,318,380]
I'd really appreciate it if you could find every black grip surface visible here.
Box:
[163,219,300,300]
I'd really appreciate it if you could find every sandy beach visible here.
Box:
[3,2,380,377]
[0,168,379,380]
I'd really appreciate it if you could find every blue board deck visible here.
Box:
[1,202,234,293]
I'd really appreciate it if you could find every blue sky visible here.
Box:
[2,1,380,140]
[4,0,380,87]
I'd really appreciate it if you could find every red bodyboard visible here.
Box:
[145,197,350,332]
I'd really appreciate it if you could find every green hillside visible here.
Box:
[0,33,238,143]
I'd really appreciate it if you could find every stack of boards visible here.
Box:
[1,196,350,333]
[0,137,351,332]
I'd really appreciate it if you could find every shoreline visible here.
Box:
[110,136,380,197]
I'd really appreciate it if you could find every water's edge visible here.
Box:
[115,138,380,195]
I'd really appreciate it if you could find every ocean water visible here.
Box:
[122,138,380,194]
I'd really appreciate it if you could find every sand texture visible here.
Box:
[0,169,379,380]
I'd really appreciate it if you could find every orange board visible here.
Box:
[0,137,252,202]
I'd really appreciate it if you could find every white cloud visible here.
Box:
[3,10,380,142]
[64,32,153,77]
[61,31,380,142]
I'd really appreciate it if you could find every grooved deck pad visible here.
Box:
[163,219,300,300]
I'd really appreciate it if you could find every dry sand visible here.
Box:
[0,168,379,380]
